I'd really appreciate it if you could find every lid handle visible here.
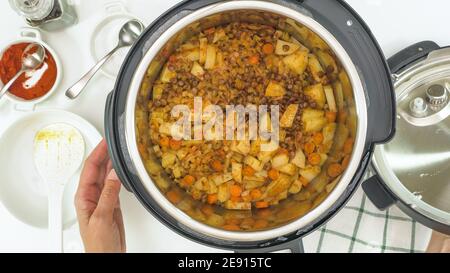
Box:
[388,41,440,74]
[362,175,397,211]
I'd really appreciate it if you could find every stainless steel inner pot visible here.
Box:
[123,1,368,242]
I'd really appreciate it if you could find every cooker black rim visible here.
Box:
[105,0,396,251]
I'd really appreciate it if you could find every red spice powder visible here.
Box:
[0,43,57,100]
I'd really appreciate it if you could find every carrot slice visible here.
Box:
[211,160,224,172]
[169,139,182,150]
[160,136,170,148]
[181,175,196,187]
[243,166,256,177]
[343,138,354,154]
[207,194,218,205]
[325,111,337,123]
[308,153,322,166]
[312,132,324,145]
[254,219,269,229]
[230,185,243,197]
[249,54,260,65]
[166,190,182,204]
[255,201,269,209]
[268,169,280,181]
[304,142,316,155]
[250,189,263,200]
[223,224,241,231]
[262,43,274,55]
[328,163,343,178]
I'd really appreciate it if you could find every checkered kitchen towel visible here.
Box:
[303,179,432,253]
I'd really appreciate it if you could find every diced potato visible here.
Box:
[206,214,225,226]
[191,62,205,78]
[339,70,353,98]
[265,81,286,98]
[244,156,263,172]
[299,166,321,182]
[320,154,328,166]
[212,174,224,186]
[323,123,337,144]
[152,84,165,100]
[275,40,300,55]
[302,109,327,133]
[282,50,309,75]
[236,140,251,155]
[333,81,345,110]
[160,65,176,83]
[225,201,251,210]
[316,50,338,75]
[199,38,208,64]
[182,49,200,61]
[172,166,182,178]
[271,153,289,169]
[159,122,173,136]
[286,19,309,42]
[304,84,326,109]
[277,163,298,176]
[324,85,337,112]
[308,32,329,50]
[244,179,266,190]
[232,163,242,183]
[266,174,293,198]
[207,180,218,194]
[223,173,233,183]
[291,149,306,168]
[308,54,326,83]
[216,52,225,68]
[161,153,176,168]
[217,183,230,202]
[289,179,303,194]
[250,140,261,156]
[204,45,217,69]
[176,148,189,160]
[213,29,227,43]
[280,104,299,128]
[326,176,341,193]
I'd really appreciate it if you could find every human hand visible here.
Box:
[427,231,450,253]
[75,140,126,253]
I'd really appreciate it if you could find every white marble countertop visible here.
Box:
[0,0,447,253]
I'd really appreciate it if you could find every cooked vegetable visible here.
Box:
[280,104,299,128]
[204,45,217,69]
[275,40,300,55]
[283,50,309,75]
[304,84,326,108]
[191,61,205,78]
[302,108,327,133]
[324,85,337,112]
[141,21,355,230]
[291,148,306,168]
[265,81,286,97]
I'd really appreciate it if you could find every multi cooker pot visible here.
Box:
[105,0,395,252]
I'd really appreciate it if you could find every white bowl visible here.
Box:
[0,110,102,229]
[0,28,62,110]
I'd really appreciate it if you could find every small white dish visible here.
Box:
[0,110,102,229]
[0,28,63,111]
[90,1,143,80]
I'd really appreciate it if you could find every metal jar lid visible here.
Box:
[373,46,450,227]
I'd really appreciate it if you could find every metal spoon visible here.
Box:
[0,43,46,101]
[66,19,145,99]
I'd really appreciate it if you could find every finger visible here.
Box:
[79,140,109,188]
[114,208,126,253]
[93,170,122,220]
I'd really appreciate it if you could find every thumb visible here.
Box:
[94,170,121,219]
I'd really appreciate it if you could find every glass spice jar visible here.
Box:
[9,0,78,31]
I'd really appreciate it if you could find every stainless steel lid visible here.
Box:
[373,47,450,225]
